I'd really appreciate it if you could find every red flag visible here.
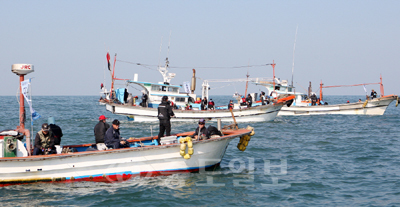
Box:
[106,52,111,71]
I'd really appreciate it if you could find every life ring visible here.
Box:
[179,137,194,159]
[237,126,255,151]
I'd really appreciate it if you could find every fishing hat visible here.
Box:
[199,119,205,124]
[42,123,50,132]
[99,115,106,120]
[112,119,120,125]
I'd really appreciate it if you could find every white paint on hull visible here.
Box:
[278,96,396,116]
[0,135,239,182]
[107,103,284,122]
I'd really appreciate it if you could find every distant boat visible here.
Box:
[253,75,398,115]
[101,54,294,122]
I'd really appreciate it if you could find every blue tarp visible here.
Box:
[115,88,126,103]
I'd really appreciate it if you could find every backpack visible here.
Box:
[207,125,222,136]
[50,124,63,145]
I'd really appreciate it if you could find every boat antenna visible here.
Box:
[158,32,174,84]
[244,60,250,96]
[167,31,171,60]
[158,36,163,68]
[291,25,298,87]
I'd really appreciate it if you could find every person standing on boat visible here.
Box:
[201,97,208,110]
[141,91,148,107]
[228,100,234,110]
[33,123,56,155]
[157,96,175,145]
[104,119,126,149]
[265,93,271,104]
[260,92,266,105]
[94,115,110,144]
[310,93,318,106]
[370,89,377,99]
[240,96,246,106]
[246,94,253,107]
[191,119,209,140]
[208,99,215,110]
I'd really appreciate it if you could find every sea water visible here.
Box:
[0,95,399,206]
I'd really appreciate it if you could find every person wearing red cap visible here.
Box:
[94,115,110,144]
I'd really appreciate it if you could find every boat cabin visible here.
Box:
[116,80,196,109]
[253,78,311,106]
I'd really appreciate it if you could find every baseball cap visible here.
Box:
[42,123,50,131]
[99,115,106,120]
[112,119,120,125]
[199,119,205,124]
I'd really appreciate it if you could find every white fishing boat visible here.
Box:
[0,128,253,187]
[254,75,398,115]
[0,63,255,187]
[106,102,286,122]
[102,54,293,122]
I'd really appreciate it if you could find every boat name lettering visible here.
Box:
[20,65,31,70]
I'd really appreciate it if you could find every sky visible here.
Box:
[1,0,399,97]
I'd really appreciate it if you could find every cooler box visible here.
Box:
[160,136,177,145]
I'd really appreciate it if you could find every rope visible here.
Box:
[117,59,271,70]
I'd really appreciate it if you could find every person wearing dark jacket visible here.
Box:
[157,96,175,144]
[94,115,110,144]
[228,100,234,110]
[141,91,148,107]
[208,99,215,110]
[49,124,63,145]
[260,92,266,105]
[104,119,126,149]
[33,123,56,155]
[370,89,377,99]
[310,94,318,106]
[246,94,253,107]
[191,119,209,140]
[201,97,208,110]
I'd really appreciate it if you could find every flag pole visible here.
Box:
[29,80,33,149]
[110,53,117,99]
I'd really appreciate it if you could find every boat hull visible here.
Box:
[0,129,249,187]
[278,96,397,116]
[106,103,284,122]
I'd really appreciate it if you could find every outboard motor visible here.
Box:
[3,136,18,157]
[0,130,28,157]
